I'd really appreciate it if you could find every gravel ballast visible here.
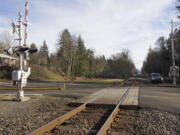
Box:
[46,106,114,135]
[0,97,180,135]
[0,96,74,135]
[111,108,180,135]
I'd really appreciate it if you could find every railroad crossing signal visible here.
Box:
[169,66,179,78]
[4,46,37,58]
[4,1,36,101]
[9,19,18,35]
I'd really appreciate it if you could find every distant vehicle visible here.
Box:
[150,73,163,83]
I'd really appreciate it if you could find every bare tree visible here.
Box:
[0,31,14,52]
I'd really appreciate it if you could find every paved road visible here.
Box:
[139,80,180,114]
[0,80,180,114]
[0,81,109,100]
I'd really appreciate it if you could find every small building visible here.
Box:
[0,54,17,67]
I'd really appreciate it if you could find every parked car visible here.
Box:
[150,73,163,83]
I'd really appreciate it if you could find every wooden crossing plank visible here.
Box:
[122,86,139,108]
[71,87,128,105]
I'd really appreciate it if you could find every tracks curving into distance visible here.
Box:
[28,80,136,135]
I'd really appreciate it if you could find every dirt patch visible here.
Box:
[110,108,180,135]
[0,96,74,135]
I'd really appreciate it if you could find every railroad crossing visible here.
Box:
[0,1,179,135]
[28,80,140,135]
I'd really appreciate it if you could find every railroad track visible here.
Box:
[28,79,137,135]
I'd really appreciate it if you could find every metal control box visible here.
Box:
[12,68,31,87]
[12,70,22,81]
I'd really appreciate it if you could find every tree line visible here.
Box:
[29,29,136,79]
[142,31,180,76]
[142,2,180,77]
[0,29,136,79]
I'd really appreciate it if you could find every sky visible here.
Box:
[0,0,178,69]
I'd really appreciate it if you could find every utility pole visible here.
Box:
[171,20,176,85]
[168,20,179,85]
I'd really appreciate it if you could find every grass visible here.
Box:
[29,66,65,81]
[46,70,64,81]
[36,69,124,84]
[73,77,124,84]
[0,65,124,84]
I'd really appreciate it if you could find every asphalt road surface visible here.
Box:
[139,80,180,114]
[0,80,180,114]
[0,81,110,100]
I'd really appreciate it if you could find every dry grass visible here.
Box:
[73,77,124,84]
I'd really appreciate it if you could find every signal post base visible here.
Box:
[16,96,30,102]
[17,90,30,102]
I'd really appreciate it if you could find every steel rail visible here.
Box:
[97,85,132,135]
[28,103,86,135]
[28,80,132,135]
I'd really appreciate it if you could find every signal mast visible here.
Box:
[169,20,179,85]
[5,1,37,101]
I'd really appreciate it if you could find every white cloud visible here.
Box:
[0,16,9,31]
[0,0,176,69]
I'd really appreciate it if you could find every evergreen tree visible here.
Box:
[29,43,38,64]
[74,36,89,76]
[57,29,74,75]
[40,41,49,57]
[39,40,49,66]
[102,50,136,78]
[142,36,173,76]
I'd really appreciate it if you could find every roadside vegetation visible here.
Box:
[0,29,136,81]
[142,31,180,77]
[142,1,180,79]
